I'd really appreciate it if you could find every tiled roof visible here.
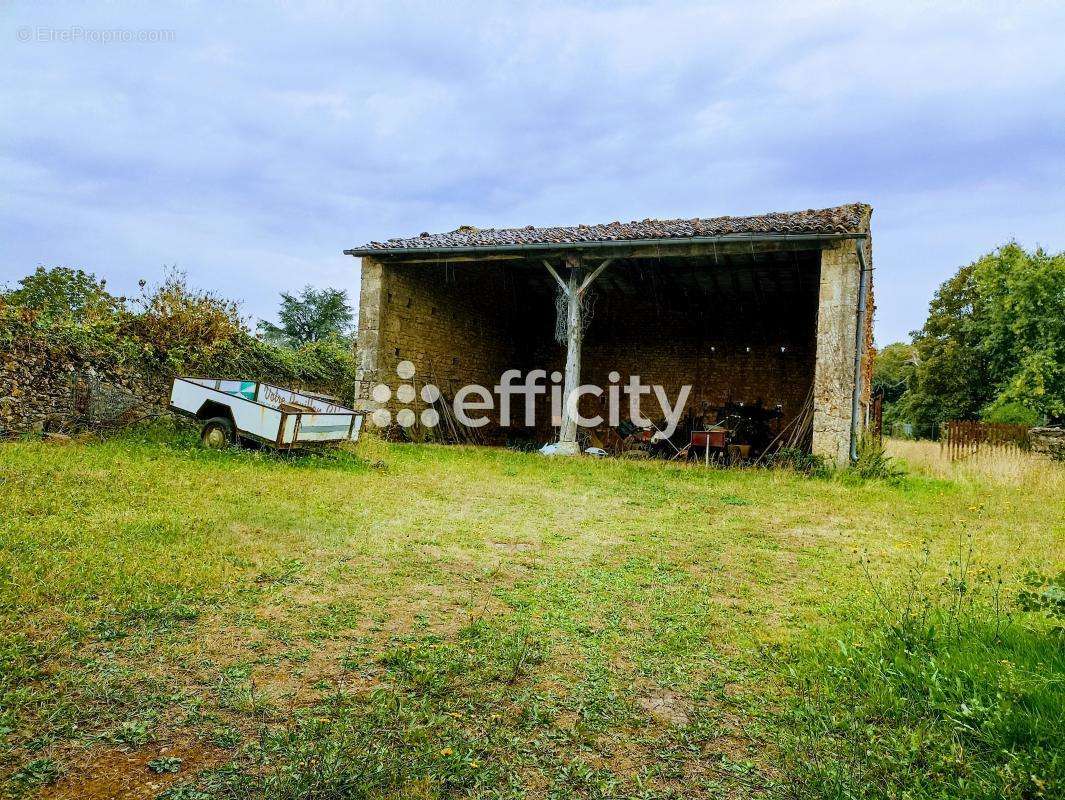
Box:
[348,203,869,253]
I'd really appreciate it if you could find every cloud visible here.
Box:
[1,1,1063,341]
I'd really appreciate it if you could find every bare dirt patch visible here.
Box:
[636,688,693,727]
[42,740,225,800]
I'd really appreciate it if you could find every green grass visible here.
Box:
[0,427,1062,799]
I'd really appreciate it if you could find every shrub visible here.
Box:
[2,266,360,432]
[983,401,1041,427]
[128,269,246,373]
[847,435,905,482]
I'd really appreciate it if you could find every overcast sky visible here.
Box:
[2,1,1063,343]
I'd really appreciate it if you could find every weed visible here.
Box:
[721,493,752,506]
[1017,570,1065,620]
[226,690,493,799]
[148,756,183,774]
[779,538,1064,799]
[113,717,154,747]
[6,758,60,793]
[254,558,304,586]
[210,726,242,749]
[845,435,905,482]
[157,785,211,800]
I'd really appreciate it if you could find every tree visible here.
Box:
[872,342,916,432]
[971,244,1064,423]
[257,286,354,347]
[2,266,121,323]
[872,342,915,405]
[904,243,1065,429]
[905,262,990,429]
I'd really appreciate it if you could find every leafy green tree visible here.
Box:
[872,342,915,404]
[2,266,121,323]
[872,342,916,432]
[972,244,1064,422]
[905,262,990,428]
[905,243,1064,428]
[257,286,354,347]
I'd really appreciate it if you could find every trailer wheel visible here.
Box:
[200,417,235,449]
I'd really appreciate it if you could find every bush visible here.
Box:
[127,270,358,400]
[128,269,246,372]
[2,266,360,430]
[983,401,1041,427]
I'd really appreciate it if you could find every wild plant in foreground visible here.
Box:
[778,535,1063,800]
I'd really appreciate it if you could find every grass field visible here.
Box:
[0,429,1062,799]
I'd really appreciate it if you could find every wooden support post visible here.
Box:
[557,255,584,454]
[576,258,612,295]
[541,255,614,455]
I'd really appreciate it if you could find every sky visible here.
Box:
[2,1,1064,344]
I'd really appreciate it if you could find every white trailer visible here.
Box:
[169,378,363,450]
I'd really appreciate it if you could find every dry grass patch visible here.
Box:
[887,436,1065,488]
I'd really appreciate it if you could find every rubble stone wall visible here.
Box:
[811,223,873,466]
[356,258,527,441]
[1030,427,1065,458]
[0,330,159,435]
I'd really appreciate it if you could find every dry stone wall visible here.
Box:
[1,333,160,435]
[1030,427,1065,458]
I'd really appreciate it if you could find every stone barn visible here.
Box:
[346,204,873,465]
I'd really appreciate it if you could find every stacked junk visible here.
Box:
[554,385,815,465]
[383,358,814,466]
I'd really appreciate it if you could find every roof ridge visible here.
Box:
[355,203,871,252]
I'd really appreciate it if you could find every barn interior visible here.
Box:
[366,244,824,457]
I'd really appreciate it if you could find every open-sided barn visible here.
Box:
[346,203,873,465]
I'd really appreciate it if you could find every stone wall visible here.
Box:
[528,262,819,438]
[811,224,873,466]
[1030,427,1065,458]
[0,335,159,435]
[3,302,360,437]
[356,257,525,421]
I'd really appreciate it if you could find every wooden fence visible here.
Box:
[940,420,1031,460]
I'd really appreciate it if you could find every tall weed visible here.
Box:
[779,537,1064,799]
